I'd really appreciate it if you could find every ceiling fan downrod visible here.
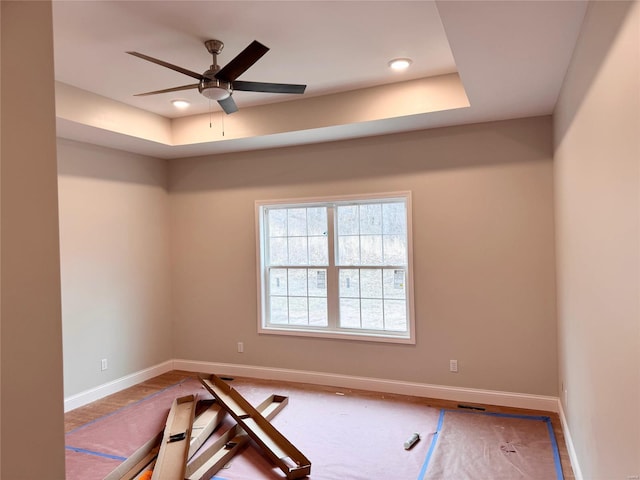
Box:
[204,39,224,73]
[200,39,231,100]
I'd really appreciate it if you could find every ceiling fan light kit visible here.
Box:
[127,38,307,114]
[198,79,231,101]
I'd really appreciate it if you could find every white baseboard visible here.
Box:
[558,400,584,480]
[64,360,174,412]
[65,358,559,413]
[174,359,559,412]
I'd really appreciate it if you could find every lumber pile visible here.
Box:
[103,374,311,480]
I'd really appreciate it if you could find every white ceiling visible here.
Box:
[52,1,588,159]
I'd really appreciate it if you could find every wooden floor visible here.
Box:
[65,370,575,479]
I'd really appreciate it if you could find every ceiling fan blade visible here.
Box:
[214,40,269,82]
[232,80,306,94]
[127,51,204,81]
[133,83,199,96]
[218,96,238,114]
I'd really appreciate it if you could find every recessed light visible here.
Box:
[388,58,412,71]
[171,99,190,108]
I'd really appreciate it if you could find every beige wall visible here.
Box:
[1,1,66,478]
[169,116,558,396]
[57,139,173,397]
[554,1,640,478]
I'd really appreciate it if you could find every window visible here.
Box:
[256,192,414,343]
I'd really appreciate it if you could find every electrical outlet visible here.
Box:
[237,342,244,353]
[449,359,458,373]
[101,358,108,371]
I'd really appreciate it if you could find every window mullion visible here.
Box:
[327,206,339,328]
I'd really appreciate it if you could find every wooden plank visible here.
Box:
[199,375,311,480]
[151,394,197,480]
[185,394,288,480]
[132,460,156,480]
[103,432,162,480]
[103,399,223,480]
[188,401,224,460]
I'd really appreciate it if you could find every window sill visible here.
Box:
[258,325,415,345]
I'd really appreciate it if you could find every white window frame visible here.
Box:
[255,191,415,344]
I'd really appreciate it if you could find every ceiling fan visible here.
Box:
[127,39,306,114]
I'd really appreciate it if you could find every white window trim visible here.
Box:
[255,191,415,344]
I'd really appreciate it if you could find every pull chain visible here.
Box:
[207,98,225,137]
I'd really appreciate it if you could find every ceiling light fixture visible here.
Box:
[388,58,412,71]
[198,79,231,101]
[171,99,190,108]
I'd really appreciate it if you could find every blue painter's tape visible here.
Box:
[450,408,551,422]
[545,416,565,480]
[417,409,445,480]
[65,445,127,461]
[66,378,189,435]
